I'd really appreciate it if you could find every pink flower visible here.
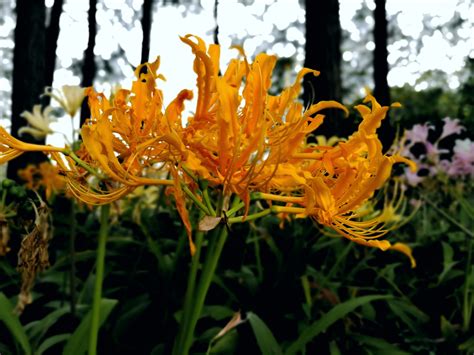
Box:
[404,168,424,186]
[425,141,447,161]
[448,138,474,177]
[409,198,422,208]
[404,123,434,144]
[439,117,465,141]
[453,138,474,161]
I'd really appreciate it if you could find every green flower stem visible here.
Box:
[463,237,473,331]
[88,204,110,355]
[253,232,263,283]
[173,230,205,355]
[179,226,229,355]
[202,188,216,216]
[301,275,312,310]
[69,202,77,316]
[182,185,211,215]
[64,150,103,179]
[1,189,7,207]
[181,165,199,184]
[227,208,272,224]
[226,201,245,216]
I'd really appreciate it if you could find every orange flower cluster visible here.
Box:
[18,162,66,200]
[0,35,416,262]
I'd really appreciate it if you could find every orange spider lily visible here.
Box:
[18,162,66,200]
[0,34,417,262]
[266,95,416,254]
[0,126,64,165]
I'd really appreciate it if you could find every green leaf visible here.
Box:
[49,251,97,272]
[113,294,150,340]
[0,293,32,355]
[351,333,410,355]
[361,303,376,321]
[440,315,456,341]
[459,335,474,351]
[285,295,393,354]
[0,259,18,278]
[442,241,454,264]
[208,328,239,354]
[62,298,118,355]
[25,306,70,347]
[150,343,166,355]
[329,341,341,355]
[36,334,70,355]
[201,305,235,321]
[387,299,429,333]
[458,196,474,220]
[247,312,282,355]
[0,341,13,355]
[437,242,461,285]
[173,305,229,326]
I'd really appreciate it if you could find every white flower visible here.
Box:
[44,85,86,117]
[18,105,55,140]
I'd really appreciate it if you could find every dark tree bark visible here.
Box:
[373,0,390,105]
[44,0,64,95]
[140,0,153,64]
[213,0,219,45]
[303,0,346,138]
[373,0,394,151]
[7,0,47,179]
[80,0,97,127]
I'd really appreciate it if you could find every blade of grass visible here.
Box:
[0,293,32,355]
[247,312,283,355]
[285,295,393,354]
[36,334,70,355]
[422,197,474,238]
[62,299,118,355]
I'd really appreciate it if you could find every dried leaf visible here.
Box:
[222,192,231,212]
[0,218,11,256]
[198,215,222,231]
[15,199,52,314]
[214,312,243,340]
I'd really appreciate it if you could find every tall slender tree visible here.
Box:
[44,0,64,96]
[7,0,47,179]
[213,0,219,45]
[140,0,154,64]
[373,0,390,105]
[373,0,394,150]
[303,0,346,138]
[80,0,98,127]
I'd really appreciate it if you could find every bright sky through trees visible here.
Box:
[48,0,473,94]
[0,0,472,147]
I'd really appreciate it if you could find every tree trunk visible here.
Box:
[374,0,390,105]
[373,0,394,151]
[303,0,345,138]
[213,0,219,45]
[44,0,64,96]
[80,0,97,127]
[7,0,47,179]
[140,0,153,64]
